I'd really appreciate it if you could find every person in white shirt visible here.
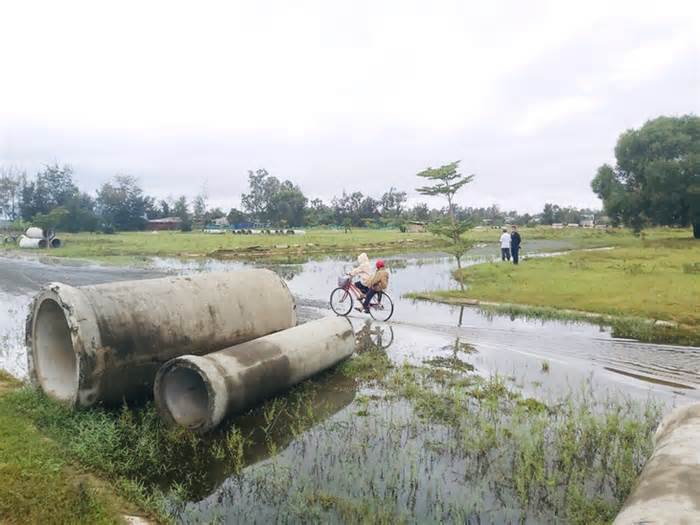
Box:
[499,229,511,261]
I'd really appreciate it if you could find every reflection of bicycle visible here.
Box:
[356,320,395,352]
[330,276,394,322]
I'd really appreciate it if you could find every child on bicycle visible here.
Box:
[348,253,372,296]
[357,259,389,313]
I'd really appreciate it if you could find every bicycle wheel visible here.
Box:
[368,292,394,322]
[330,287,353,316]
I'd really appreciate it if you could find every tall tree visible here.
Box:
[0,166,24,220]
[192,186,208,226]
[21,164,78,220]
[96,175,148,231]
[381,187,407,218]
[591,115,700,237]
[416,161,475,288]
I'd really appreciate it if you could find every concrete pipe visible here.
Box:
[26,269,296,407]
[19,235,48,249]
[614,403,700,524]
[154,316,355,433]
[25,227,46,239]
[49,238,62,248]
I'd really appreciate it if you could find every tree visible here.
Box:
[381,187,407,219]
[409,203,430,221]
[416,161,475,289]
[158,199,172,218]
[591,115,700,238]
[0,166,24,220]
[227,208,248,226]
[172,196,190,222]
[241,169,308,226]
[96,175,148,231]
[192,187,208,226]
[20,164,78,220]
[241,169,275,223]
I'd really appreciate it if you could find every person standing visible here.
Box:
[499,228,511,261]
[510,225,522,265]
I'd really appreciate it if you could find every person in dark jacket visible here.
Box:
[510,225,522,264]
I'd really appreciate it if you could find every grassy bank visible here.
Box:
[0,347,662,524]
[412,234,700,344]
[0,228,443,262]
[0,372,133,524]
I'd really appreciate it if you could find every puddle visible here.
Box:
[1,242,699,522]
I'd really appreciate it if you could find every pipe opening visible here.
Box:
[161,367,210,429]
[33,299,78,402]
[50,238,61,248]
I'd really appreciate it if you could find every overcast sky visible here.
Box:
[1,0,698,213]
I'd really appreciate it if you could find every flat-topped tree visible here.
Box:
[416,161,475,289]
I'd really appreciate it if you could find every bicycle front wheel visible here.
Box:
[368,292,394,322]
[330,287,353,316]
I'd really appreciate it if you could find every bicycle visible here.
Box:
[329,276,394,322]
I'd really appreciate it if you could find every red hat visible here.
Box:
[376,259,385,269]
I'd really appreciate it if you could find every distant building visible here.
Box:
[212,217,229,227]
[146,217,182,231]
[581,214,595,228]
[406,221,427,233]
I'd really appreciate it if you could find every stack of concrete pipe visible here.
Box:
[26,269,355,432]
[19,227,61,249]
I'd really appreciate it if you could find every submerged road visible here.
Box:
[1,251,699,409]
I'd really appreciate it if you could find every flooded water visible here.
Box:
[1,242,699,523]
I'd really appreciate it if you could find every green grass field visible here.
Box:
[419,233,700,341]
[3,225,690,263]
[1,228,444,262]
[0,372,128,524]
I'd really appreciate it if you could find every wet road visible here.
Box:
[2,244,700,408]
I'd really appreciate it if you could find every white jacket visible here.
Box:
[349,253,372,286]
[500,232,511,248]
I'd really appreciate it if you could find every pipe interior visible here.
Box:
[33,299,78,402]
[161,367,210,429]
[50,238,61,248]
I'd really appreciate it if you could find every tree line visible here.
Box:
[0,164,601,233]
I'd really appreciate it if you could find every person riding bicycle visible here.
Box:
[357,259,389,313]
[348,253,372,296]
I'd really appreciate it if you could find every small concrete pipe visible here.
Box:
[614,403,700,524]
[25,227,45,239]
[26,270,296,407]
[154,316,355,433]
[19,235,47,249]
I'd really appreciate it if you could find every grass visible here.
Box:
[413,234,700,344]
[0,228,443,262]
[466,225,693,246]
[0,349,661,524]
[0,373,127,525]
[3,225,688,264]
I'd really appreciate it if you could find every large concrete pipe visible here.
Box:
[49,237,61,248]
[614,403,700,524]
[154,316,355,433]
[26,270,296,407]
[19,235,48,249]
[25,227,45,239]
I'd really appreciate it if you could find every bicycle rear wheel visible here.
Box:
[368,292,394,322]
[330,287,353,316]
